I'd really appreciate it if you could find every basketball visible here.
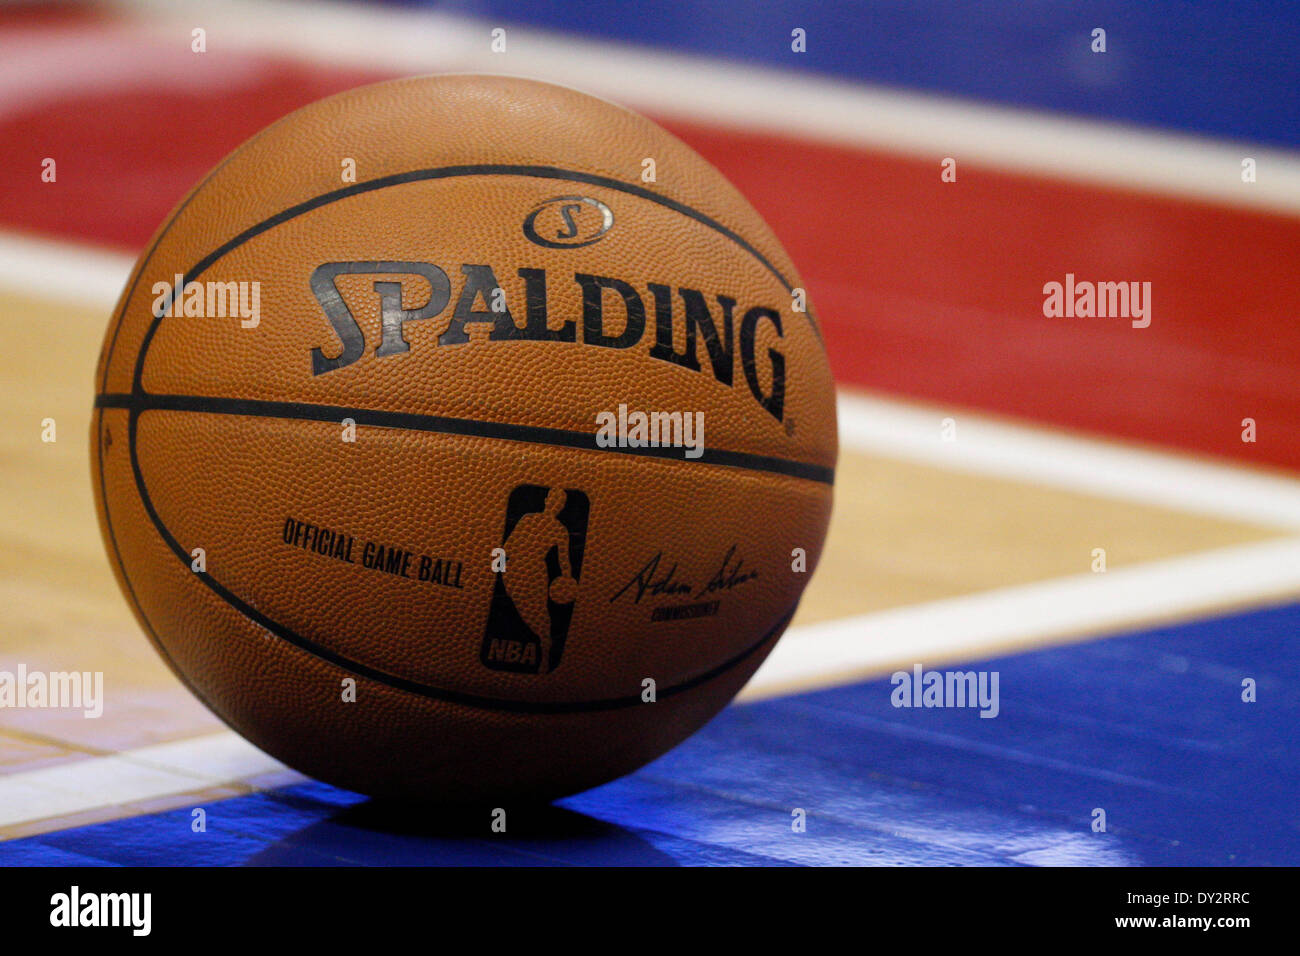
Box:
[548,574,579,605]
[91,74,836,802]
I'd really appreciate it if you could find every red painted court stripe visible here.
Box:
[661,119,1300,473]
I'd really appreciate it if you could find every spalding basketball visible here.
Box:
[92,75,836,801]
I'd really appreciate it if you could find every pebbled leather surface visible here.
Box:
[92,75,837,801]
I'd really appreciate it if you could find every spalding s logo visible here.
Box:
[523,195,614,248]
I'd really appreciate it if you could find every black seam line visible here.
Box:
[93,409,211,706]
[117,388,794,714]
[96,392,836,485]
[134,384,789,714]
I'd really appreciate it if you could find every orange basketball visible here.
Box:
[548,574,579,605]
[91,75,836,801]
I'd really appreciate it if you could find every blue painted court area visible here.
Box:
[418,0,1300,148]
[3,601,1296,866]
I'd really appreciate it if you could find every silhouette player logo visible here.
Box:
[481,486,590,674]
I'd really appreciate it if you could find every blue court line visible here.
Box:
[402,0,1300,149]
[1,599,1296,865]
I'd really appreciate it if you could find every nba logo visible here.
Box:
[481,486,590,674]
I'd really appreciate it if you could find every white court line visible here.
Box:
[0,732,286,830]
[4,532,1298,830]
[1,545,1297,829]
[110,0,1300,214]
[838,391,1300,530]
[744,536,1300,701]
[4,533,1297,829]
[0,231,132,307]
